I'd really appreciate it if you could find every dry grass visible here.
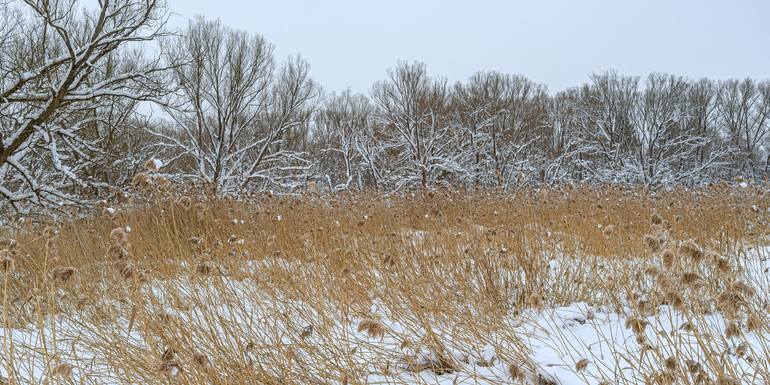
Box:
[0,185,769,384]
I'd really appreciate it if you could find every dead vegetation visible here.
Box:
[0,185,769,384]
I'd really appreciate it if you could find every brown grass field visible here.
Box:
[1,186,769,384]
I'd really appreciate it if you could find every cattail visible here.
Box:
[651,213,663,226]
[575,358,589,371]
[625,316,649,335]
[357,319,386,339]
[110,226,130,246]
[724,321,741,338]
[51,266,78,284]
[508,363,525,382]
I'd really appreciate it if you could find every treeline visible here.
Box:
[1,1,769,214]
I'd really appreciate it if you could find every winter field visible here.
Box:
[0,187,768,385]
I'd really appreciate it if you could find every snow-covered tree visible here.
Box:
[149,17,318,193]
[717,79,770,176]
[372,62,459,190]
[0,0,169,213]
[312,90,377,190]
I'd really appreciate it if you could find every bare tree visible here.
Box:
[628,74,722,187]
[313,90,375,190]
[451,72,549,188]
[717,79,770,176]
[372,62,457,190]
[150,17,318,193]
[0,0,169,213]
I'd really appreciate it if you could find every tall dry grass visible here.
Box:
[0,184,768,384]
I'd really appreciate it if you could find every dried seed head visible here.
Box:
[144,158,162,171]
[575,358,589,372]
[680,272,702,287]
[715,257,730,272]
[192,353,209,368]
[508,363,525,381]
[114,260,137,281]
[644,234,663,253]
[196,261,213,277]
[109,227,130,246]
[161,348,177,362]
[735,342,749,357]
[664,357,677,371]
[51,266,78,284]
[664,291,684,311]
[132,172,150,187]
[685,359,702,374]
[0,252,14,273]
[0,239,18,249]
[178,196,193,210]
[624,316,649,335]
[51,363,72,379]
[602,224,615,238]
[357,319,386,339]
[662,249,676,270]
[716,374,739,385]
[729,282,755,298]
[527,293,544,309]
[724,322,741,338]
[746,313,764,332]
[678,239,704,262]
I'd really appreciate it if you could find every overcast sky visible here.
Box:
[167,0,770,94]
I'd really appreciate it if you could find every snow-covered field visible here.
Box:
[2,246,767,384]
[1,192,768,384]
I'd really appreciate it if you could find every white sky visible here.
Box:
[167,0,770,94]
